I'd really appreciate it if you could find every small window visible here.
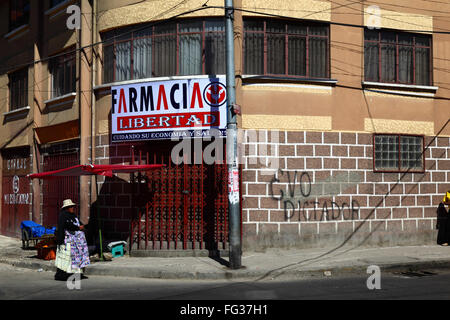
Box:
[364,29,432,86]
[9,0,30,31]
[9,68,28,111]
[374,134,424,172]
[50,49,76,98]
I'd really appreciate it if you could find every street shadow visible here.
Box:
[208,250,230,268]
[86,174,149,254]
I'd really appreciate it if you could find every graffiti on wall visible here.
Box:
[269,170,363,222]
[2,154,32,206]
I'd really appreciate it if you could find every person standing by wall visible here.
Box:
[437,192,450,246]
[54,199,90,281]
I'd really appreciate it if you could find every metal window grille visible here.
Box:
[102,18,226,83]
[364,29,432,86]
[243,18,330,78]
[129,141,242,251]
[9,68,28,111]
[50,49,76,98]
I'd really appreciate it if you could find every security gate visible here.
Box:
[42,152,79,227]
[130,141,239,251]
[1,147,31,237]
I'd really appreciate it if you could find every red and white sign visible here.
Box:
[228,168,240,205]
[111,78,227,141]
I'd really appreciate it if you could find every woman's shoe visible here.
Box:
[54,273,69,281]
[441,243,448,246]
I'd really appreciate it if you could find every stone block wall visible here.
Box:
[240,130,450,251]
[92,130,450,251]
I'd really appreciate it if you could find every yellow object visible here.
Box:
[443,191,450,204]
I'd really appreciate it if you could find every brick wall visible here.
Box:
[93,131,450,251]
[241,130,450,251]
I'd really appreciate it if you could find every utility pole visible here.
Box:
[225,0,241,269]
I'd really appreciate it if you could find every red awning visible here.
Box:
[27,164,164,179]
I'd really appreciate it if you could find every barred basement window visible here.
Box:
[374,134,424,172]
[102,18,226,84]
[364,29,432,86]
[243,19,329,78]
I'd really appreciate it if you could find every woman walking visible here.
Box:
[54,199,90,281]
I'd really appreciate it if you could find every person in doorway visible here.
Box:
[54,199,90,281]
[437,191,450,246]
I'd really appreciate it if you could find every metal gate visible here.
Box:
[1,148,31,238]
[130,141,239,251]
[42,152,79,227]
[1,176,32,237]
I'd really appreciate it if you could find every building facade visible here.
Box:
[0,0,449,253]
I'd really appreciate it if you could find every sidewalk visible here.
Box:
[1,235,450,281]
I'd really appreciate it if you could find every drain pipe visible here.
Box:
[91,0,103,260]
[91,0,97,199]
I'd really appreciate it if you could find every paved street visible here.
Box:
[1,263,450,301]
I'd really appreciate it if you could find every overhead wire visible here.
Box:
[1,3,450,100]
[233,6,450,34]
[0,0,199,93]
[327,0,450,33]
[4,2,450,77]
[0,2,205,75]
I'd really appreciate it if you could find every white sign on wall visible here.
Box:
[3,175,32,205]
[111,77,227,142]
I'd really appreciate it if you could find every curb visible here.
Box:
[0,258,56,273]
[2,256,450,281]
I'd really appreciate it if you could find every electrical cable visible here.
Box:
[0,3,207,75]
[5,2,450,77]
[2,4,450,104]
[232,6,450,34]
[327,0,450,32]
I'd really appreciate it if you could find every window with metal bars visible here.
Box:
[373,134,424,172]
[9,68,28,111]
[243,19,329,78]
[9,0,30,31]
[50,49,76,98]
[364,29,432,86]
[102,18,226,84]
